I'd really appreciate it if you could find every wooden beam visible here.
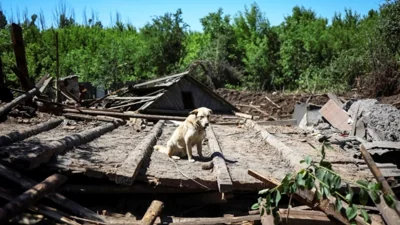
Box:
[278,209,340,225]
[115,120,164,185]
[0,163,104,222]
[363,141,400,150]
[248,170,368,225]
[206,125,233,193]
[11,121,122,169]
[0,118,63,147]
[0,174,67,224]
[63,113,125,123]
[158,215,260,225]
[360,144,400,224]
[234,112,253,119]
[11,23,34,91]
[0,87,40,118]
[109,99,151,110]
[140,200,164,225]
[59,184,204,194]
[63,108,187,121]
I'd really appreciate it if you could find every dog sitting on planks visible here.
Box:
[153,107,213,162]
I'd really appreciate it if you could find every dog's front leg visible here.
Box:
[184,137,195,162]
[196,142,203,158]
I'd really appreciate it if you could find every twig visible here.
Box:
[265,96,281,109]
[168,158,211,190]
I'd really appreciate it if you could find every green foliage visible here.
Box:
[0,1,399,93]
[254,142,396,224]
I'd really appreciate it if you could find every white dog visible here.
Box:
[153,107,212,162]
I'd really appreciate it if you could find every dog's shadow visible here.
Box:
[192,152,238,164]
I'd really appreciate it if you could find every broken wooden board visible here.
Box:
[319,99,351,132]
[327,93,343,108]
[363,141,400,150]
[206,125,234,193]
[115,120,164,185]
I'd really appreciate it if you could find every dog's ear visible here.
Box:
[208,109,213,115]
[189,109,198,116]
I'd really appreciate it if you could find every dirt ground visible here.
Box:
[215,88,400,120]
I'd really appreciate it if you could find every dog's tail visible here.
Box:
[153,145,169,154]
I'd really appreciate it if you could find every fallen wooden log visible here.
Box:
[11,121,122,169]
[115,120,164,185]
[278,208,340,225]
[63,113,125,123]
[360,144,400,224]
[63,108,187,121]
[0,163,104,222]
[140,200,164,225]
[0,186,81,225]
[0,174,67,224]
[0,87,39,118]
[236,104,277,121]
[0,118,63,147]
[206,124,233,193]
[248,170,368,225]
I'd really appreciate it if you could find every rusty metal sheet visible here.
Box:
[319,99,352,132]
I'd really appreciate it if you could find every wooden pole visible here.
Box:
[63,113,125,123]
[0,187,81,225]
[0,118,63,147]
[0,87,40,118]
[206,124,233,193]
[0,56,4,88]
[10,23,34,91]
[140,200,164,225]
[62,108,187,121]
[115,120,164,185]
[360,144,400,224]
[278,209,340,225]
[0,163,104,222]
[0,174,68,224]
[55,31,60,103]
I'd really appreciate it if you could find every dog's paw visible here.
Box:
[171,156,181,160]
[188,158,195,163]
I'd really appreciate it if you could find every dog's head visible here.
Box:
[189,107,213,129]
